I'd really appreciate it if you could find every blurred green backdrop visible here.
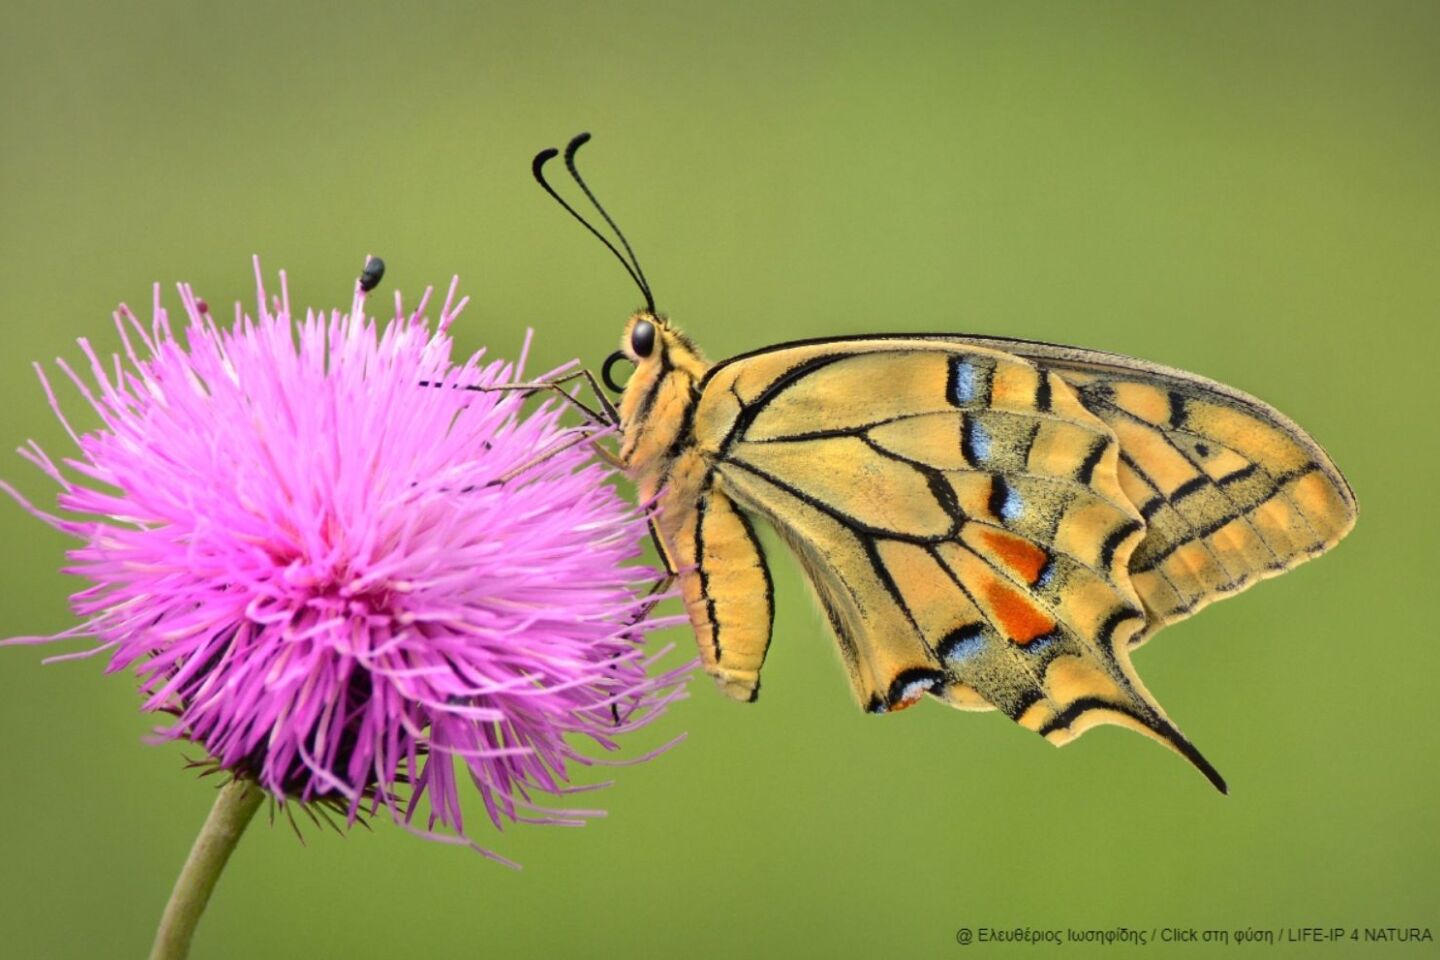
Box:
[1,2,1436,957]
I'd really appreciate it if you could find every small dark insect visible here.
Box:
[360,256,386,292]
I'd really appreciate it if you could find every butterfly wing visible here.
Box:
[952,335,1357,642]
[688,339,1226,789]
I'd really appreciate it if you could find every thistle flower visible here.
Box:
[2,259,687,862]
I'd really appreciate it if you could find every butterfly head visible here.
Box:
[611,308,708,399]
[592,311,708,482]
[625,312,659,361]
[605,312,706,384]
[531,133,711,473]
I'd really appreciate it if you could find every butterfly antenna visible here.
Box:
[563,132,655,313]
[533,142,655,313]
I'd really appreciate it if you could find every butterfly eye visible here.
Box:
[630,319,656,358]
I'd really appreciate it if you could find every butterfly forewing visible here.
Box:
[956,336,1358,640]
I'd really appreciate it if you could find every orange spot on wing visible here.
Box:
[978,529,1049,584]
[982,579,1055,645]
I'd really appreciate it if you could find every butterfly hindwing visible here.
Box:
[956,336,1358,641]
[688,339,1225,787]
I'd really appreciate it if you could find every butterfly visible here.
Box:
[521,133,1357,792]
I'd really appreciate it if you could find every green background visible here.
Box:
[1,2,1435,957]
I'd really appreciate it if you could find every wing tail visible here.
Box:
[1020,686,1227,793]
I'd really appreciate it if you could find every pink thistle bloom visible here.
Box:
[3,259,688,862]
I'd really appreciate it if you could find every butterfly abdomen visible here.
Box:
[663,475,775,702]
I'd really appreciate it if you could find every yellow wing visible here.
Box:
[954,335,1357,642]
[687,338,1228,790]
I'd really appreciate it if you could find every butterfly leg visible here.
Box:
[603,517,677,726]
[483,428,610,485]
[543,368,625,463]
[466,369,627,466]
[576,367,621,425]
[607,567,675,725]
[477,372,616,428]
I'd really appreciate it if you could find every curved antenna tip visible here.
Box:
[534,131,656,314]
[566,132,593,156]
[531,147,559,176]
[560,132,655,312]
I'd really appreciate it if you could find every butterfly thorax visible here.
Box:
[616,314,711,502]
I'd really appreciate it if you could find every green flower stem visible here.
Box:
[149,777,265,960]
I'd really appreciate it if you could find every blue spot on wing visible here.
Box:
[943,637,985,663]
[950,357,977,405]
[939,624,986,665]
[1001,487,1023,522]
[1034,561,1055,590]
[1022,633,1058,655]
[963,420,991,463]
